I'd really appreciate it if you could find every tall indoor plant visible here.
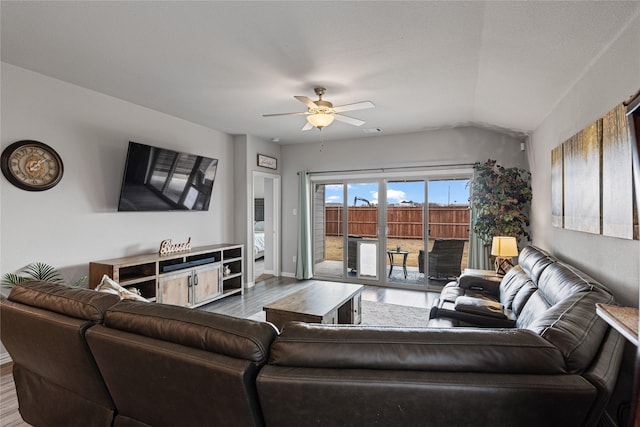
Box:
[469,159,532,263]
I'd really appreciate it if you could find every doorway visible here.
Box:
[252,171,280,283]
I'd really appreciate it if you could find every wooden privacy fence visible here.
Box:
[325,206,469,239]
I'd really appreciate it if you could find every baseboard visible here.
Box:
[281,272,296,278]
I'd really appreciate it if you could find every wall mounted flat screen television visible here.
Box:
[118,141,218,211]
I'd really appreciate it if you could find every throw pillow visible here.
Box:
[96,274,149,302]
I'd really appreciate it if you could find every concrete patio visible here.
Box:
[313,260,456,288]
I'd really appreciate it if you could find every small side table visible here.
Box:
[387,250,409,279]
[596,303,638,347]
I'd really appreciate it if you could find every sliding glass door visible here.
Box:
[312,180,381,283]
[347,181,380,281]
[312,172,470,288]
[312,182,344,279]
[386,180,425,285]
[426,178,470,286]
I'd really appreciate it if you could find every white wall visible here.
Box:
[279,126,527,277]
[528,12,640,307]
[1,63,236,285]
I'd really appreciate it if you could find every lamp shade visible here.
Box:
[491,236,518,257]
[307,113,335,129]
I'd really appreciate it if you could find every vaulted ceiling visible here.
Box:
[2,1,639,144]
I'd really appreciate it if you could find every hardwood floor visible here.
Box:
[0,276,438,426]
[202,276,437,317]
[0,362,24,427]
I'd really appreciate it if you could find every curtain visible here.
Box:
[467,169,491,270]
[296,171,313,279]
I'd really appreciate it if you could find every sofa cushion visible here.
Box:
[104,300,277,363]
[439,282,493,303]
[439,283,467,302]
[8,280,120,322]
[518,245,556,285]
[524,290,613,374]
[516,290,550,329]
[519,262,614,374]
[511,281,537,316]
[87,323,269,427]
[430,298,517,328]
[456,274,502,296]
[537,262,599,304]
[454,296,509,319]
[2,282,120,427]
[269,322,566,374]
[499,266,534,310]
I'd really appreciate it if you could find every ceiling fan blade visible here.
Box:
[301,122,314,131]
[263,111,308,117]
[334,114,365,126]
[294,96,318,109]
[333,101,375,113]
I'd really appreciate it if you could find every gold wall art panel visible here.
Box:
[551,101,638,240]
[551,144,564,228]
[563,120,602,234]
[602,103,634,239]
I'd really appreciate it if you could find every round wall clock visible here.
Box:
[1,140,64,191]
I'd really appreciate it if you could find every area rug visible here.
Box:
[359,300,429,327]
[247,300,429,328]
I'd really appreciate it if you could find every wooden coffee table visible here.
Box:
[263,281,363,330]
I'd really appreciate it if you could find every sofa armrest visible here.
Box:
[430,297,517,327]
[269,322,566,374]
[457,274,502,296]
[580,328,625,427]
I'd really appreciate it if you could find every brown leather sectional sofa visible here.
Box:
[0,246,624,427]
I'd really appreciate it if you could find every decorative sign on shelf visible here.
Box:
[159,237,192,255]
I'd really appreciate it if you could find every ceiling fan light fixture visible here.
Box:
[263,87,374,131]
[307,113,335,129]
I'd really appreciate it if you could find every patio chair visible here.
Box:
[418,239,465,279]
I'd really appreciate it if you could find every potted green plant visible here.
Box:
[469,159,532,263]
[2,262,86,288]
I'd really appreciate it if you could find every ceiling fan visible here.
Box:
[263,87,375,130]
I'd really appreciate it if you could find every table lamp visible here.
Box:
[491,236,518,275]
